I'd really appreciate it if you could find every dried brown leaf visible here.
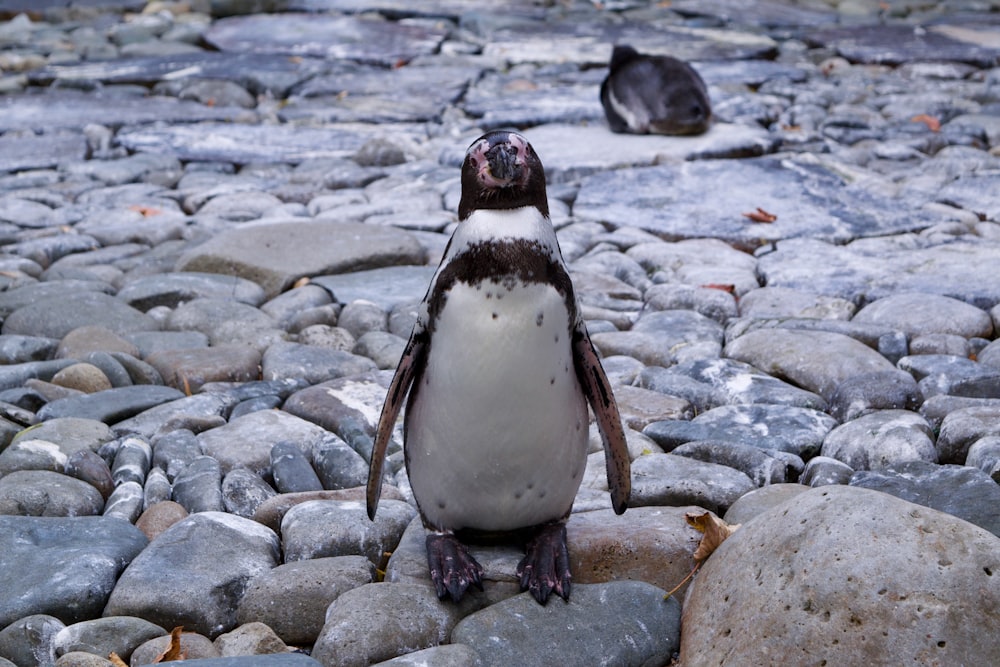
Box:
[700,283,736,294]
[128,204,163,217]
[292,276,311,289]
[911,114,941,132]
[686,511,740,562]
[109,653,128,667]
[742,207,777,223]
[153,626,187,663]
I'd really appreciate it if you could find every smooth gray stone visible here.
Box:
[102,480,144,523]
[52,617,165,665]
[229,394,284,419]
[3,292,157,339]
[0,515,147,627]
[124,330,210,357]
[117,122,407,165]
[221,467,277,519]
[0,131,87,173]
[104,512,280,637]
[205,13,447,65]
[644,403,838,460]
[723,316,897,350]
[312,434,369,490]
[281,498,416,564]
[197,408,330,476]
[936,405,1000,464]
[463,72,603,129]
[671,440,790,486]
[638,358,827,411]
[682,485,1000,665]
[260,284,333,327]
[270,440,323,493]
[82,351,132,388]
[336,300,388,339]
[111,435,152,486]
[172,455,224,514]
[286,62,479,124]
[66,450,114,500]
[821,410,936,471]
[164,297,275,338]
[725,328,895,402]
[143,467,171,509]
[108,352,164,385]
[111,392,238,440]
[757,239,1000,311]
[0,614,64,667]
[967,435,1000,482]
[36,385,185,422]
[370,645,483,667]
[851,461,1000,537]
[0,470,105,517]
[30,51,328,97]
[137,657,321,667]
[0,334,59,364]
[451,582,681,667]
[807,23,1000,67]
[0,280,113,319]
[827,369,922,422]
[201,378,309,402]
[260,341,377,385]
[311,582,465,667]
[176,220,426,299]
[312,266,435,311]
[575,156,935,248]
[117,272,266,311]
[150,428,202,482]
[800,456,855,487]
[0,359,76,391]
[853,292,993,339]
[0,88,247,133]
[629,453,755,514]
[237,556,375,645]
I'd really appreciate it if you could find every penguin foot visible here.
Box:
[517,522,571,604]
[425,533,484,602]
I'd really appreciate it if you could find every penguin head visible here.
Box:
[458,130,549,221]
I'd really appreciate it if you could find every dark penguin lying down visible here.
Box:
[600,44,712,135]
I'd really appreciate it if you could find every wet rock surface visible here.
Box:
[1,0,1000,665]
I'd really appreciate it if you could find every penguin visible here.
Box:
[367,130,630,605]
[600,44,712,136]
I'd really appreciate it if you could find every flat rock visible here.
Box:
[175,220,425,298]
[0,515,147,627]
[312,582,464,667]
[451,581,681,667]
[853,292,993,338]
[757,239,1000,310]
[104,512,280,638]
[145,345,262,393]
[2,292,158,339]
[52,616,166,664]
[851,460,1000,537]
[237,556,375,645]
[0,131,87,173]
[0,470,105,517]
[575,156,935,249]
[644,403,838,459]
[725,328,896,401]
[205,13,448,65]
[821,409,937,471]
[807,23,1000,67]
[196,409,330,475]
[117,272,266,311]
[36,385,185,422]
[629,453,755,515]
[311,265,435,311]
[680,486,1000,665]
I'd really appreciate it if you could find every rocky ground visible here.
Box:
[1,0,1000,665]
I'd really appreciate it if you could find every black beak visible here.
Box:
[485,143,521,182]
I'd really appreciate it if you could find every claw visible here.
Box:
[425,533,484,602]
[516,522,571,604]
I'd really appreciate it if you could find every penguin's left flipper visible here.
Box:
[517,521,571,604]
[572,325,631,515]
[367,329,426,520]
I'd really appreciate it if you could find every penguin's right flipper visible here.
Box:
[366,329,426,520]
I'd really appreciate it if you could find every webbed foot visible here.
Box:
[425,532,484,602]
[516,522,571,604]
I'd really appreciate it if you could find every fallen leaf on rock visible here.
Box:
[292,276,311,289]
[911,114,941,132]
[153,626,187,663]
[686,511,740,561]
[701,283,736,294]
[109,653,128,667]
[742,207,777,223]
[128,204,163,217]
[664,512,741,600]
